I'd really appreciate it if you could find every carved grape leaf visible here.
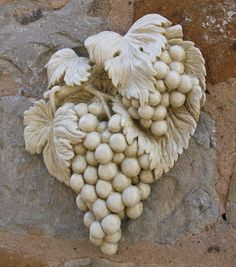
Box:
[45,48,91,88]
[43,104,85,185]
[24,100,85,185]
[24,100,53,154]
[85,14,171,105]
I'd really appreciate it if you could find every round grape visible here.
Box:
[83,166,98,185]
[81,184,97,203]
[92,198,109,220]
[70,173,84,193]
[121,158,141,177]
[152,105,167,121]
[79,113,97,132]
[170,91,186,107]
[122,185,141,207]
[126,202,143,219]
[106,192,124,213]
[164,71,181,91]
[112,172,131,192]
[151,120,168,137]
[72,155,87,174]
[96,180,113,199]
[95,143,113,164]
[98,162,118,181]
[109,133,127,152]
[83,132,101,150]
[108,114,121,133]
[169,45,186,61]
[101,214,121,234]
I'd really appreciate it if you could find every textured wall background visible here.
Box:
[0,0,236,266]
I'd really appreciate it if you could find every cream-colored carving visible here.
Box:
[23,14,206,255]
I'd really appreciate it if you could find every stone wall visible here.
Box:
[0,1,236,266]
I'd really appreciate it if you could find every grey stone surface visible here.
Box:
[0,0,109,97]
[0,96,220,243]
[226,163,236,228]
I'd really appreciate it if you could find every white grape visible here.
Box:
[108,114,121,133]
[76,195,88,211]
[161,92,170,108]
[95,143,113,164]
[169,45,186,61]
[104,230,121,243]
[131,98,140,109]
[74,103,88,117]
[70,173,84,193]
[101,214,121,234]
[138,154,150,170]
[139,170,155,183]
[88,101,104,116]
[109,133,127,152]
[81,184,97,203]
[165,71,181,91]
[90,221,105,239]
[149,90,162,106]
[83,166,98,185]
[138,105,154,120]
[79,113,97,132]
[72,155,87,174]
[83,211,96,228]
[138,183,151,200]
[155,80,166,93]
[140,119,152,129]
[151,120,168,136]
[152,105,167,121]
[89,234,103,246]
[126,202,143,219]
[106,192,124,213]
[178,75,193,93]
[92,198,109,220]
[83,132,101,150]
[170,91,186,108]
[101,242,118,255]
[86,151,98,167]
[154,61,169,79]
[98,162,118,181]
[74,143,87,155]
[112,152,125,164]
[121,158,141,177]
[122,186,141,207]
[96,180,113,199]
[169,61,184,74]
[112,172,131,192]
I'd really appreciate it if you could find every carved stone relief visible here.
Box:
[23,14,206,255]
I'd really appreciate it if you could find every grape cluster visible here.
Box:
[123,45,196,137]
[70,101,154,255]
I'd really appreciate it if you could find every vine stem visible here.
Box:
[44,83,117,118]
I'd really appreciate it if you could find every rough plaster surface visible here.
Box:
[0,0,236,265]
